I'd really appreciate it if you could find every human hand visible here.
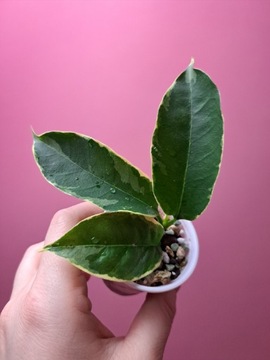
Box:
[0,203,178,360]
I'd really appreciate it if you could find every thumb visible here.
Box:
[126,289,178,359]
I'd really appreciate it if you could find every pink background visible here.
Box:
[1,1,269,359]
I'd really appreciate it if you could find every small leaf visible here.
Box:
[33,132,158,216]
[45,211,164,281]
[152,60,223,220]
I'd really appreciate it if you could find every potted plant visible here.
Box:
[33,59,223,295]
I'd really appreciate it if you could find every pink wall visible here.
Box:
[1,1,269,359]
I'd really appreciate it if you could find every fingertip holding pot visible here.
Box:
[103,220,199,295]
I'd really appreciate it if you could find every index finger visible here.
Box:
[33,202,102,295]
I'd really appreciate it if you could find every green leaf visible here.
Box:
[152,60,223,220]
[33,132,158,216]
[44,211,164,281]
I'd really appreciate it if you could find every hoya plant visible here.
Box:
[33,60,223,285]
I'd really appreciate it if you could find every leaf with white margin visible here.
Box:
[44,211,164,281]
[33,131,159,216]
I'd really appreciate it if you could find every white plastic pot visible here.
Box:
[103,220,199,295]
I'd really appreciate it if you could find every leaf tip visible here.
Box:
[185,58,196,84]
[31,129,40,143]
[189,57,195,67]
[38,246,48,253]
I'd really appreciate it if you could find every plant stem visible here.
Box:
[162,215,176,229]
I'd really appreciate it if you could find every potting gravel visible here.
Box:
[135,221,189,287]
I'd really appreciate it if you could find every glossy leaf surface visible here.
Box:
[152,61,223,219]
[33,132,158,216]
[45,211,164,281]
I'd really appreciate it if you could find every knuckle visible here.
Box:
[21,291,48,329]
[165,298,177,319]
[24,243,41,257]
[47,207,75,238]
[156,295,177,329]
[51,208,73,228]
